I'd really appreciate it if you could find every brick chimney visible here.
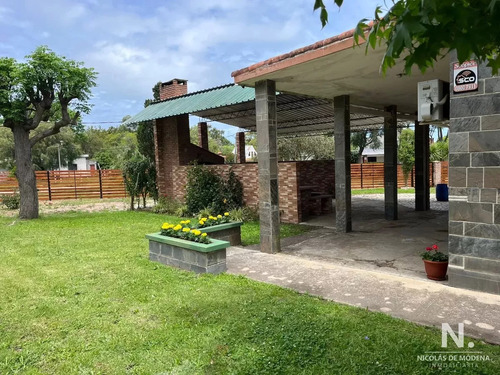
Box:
[159,79,188,100]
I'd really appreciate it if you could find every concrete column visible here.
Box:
[334,95,352,232]
[415,120,430,211]
[384,105,398,220]
[236,131,246,163]
[255,80,280,253]
[198,122,209,150]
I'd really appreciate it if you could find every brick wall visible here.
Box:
[171,161,335,224]
[448,52,500,294]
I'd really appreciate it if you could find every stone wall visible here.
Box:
[171,160,335,224]
[448,54,500,294]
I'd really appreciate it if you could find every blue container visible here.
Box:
[436,183,449,202]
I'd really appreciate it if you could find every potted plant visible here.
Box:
[421,244,449,281]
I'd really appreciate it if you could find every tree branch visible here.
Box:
[29,98,79,147]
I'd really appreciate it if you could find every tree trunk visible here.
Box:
[130,195,135,211]
[12,126,39,219]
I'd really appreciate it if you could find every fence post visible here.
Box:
[47,170,52,201]
[360,164,363,189]
[431,162,435,187]
[99,169,103,199]
[73,171,77,199]
[411,167,414,187]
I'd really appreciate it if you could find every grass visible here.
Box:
[352,187,437,195]
[0,211,498,374]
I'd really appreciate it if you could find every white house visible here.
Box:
[232,145,257,161]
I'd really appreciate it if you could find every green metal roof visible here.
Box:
[124,84,255,124]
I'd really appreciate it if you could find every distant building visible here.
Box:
[233,145,257,161]
[58,155,98,171]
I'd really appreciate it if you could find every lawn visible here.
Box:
[0,211,498,374]
[352,187,437,195]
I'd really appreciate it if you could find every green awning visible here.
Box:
[124,84,255,125]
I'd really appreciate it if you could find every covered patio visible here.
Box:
[231,29,448,254]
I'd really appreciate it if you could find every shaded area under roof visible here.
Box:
[125,83,414,136]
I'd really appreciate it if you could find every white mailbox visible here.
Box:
[417,79,449,123]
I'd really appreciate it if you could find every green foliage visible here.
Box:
[185,165,244,216]
[189,124,234,161]
[152,196,184,215]
[350,130,382,163]
[278,135,335,161]
[314,1,500,74]
[1,192,20,209]
[398,128,415,185]
[224,169,244,209]
[430,139,449,162]
[122,154,156,209]
[137,121,155,162]
[185,164,226,215]
[229,206,259,222]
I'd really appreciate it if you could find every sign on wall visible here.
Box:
[453,60,478,93]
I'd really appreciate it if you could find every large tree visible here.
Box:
[314,1,500,74]
[0,46,97,219]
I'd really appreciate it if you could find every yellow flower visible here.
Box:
[217,215,222,219]
[199,220,204,225]
[201,217,207,221]
[201,233,208,237]
[192,230,201,236]
[224,212,229,216]
[161,223,170,229]
[182,227,190,233]
[173,225,182,231]
[209,216,215,220]
[179,220,185,225]
[185,220,191,224]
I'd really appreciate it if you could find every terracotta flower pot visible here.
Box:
[423,260,448,281]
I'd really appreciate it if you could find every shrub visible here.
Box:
[174,205,189,218]
[185,165,244,216]
[229,207,259,222]
[1,193,20,210]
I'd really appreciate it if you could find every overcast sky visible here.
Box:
[1,0,381,138]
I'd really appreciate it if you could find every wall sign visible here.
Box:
[453,60,478,93]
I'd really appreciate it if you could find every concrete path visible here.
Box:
[227,246,500,345]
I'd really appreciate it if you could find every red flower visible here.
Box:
[426,247,432,251]
[432,244,439,250]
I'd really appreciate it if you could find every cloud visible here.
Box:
[0,0,382,127]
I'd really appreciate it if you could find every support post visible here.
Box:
[415,120,430,211]
[384,105,398,220]
[236,132,246,163]
[334,95,352,232]
[255,80,280,253]
[198,122,209,150]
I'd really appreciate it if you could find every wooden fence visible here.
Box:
[351,162,441,189]
[0,170,127,201]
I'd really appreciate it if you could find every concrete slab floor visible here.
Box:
[290,194,449,280]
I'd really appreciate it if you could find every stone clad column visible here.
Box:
[198,122,209,150]
[415,120,430,211]
[384,105,398,220]
[334,95,352,232]
[255,80,280,253]
[236,131,246,163]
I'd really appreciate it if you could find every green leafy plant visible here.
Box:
[398,128,415,186]
[1,193,20,210]
[421,244,448,262]
[430,140,449,162]
[229,207,259,222]
[185,165,244,216]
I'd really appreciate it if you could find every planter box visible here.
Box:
[146,233,229,274]
[199,221,243,246]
